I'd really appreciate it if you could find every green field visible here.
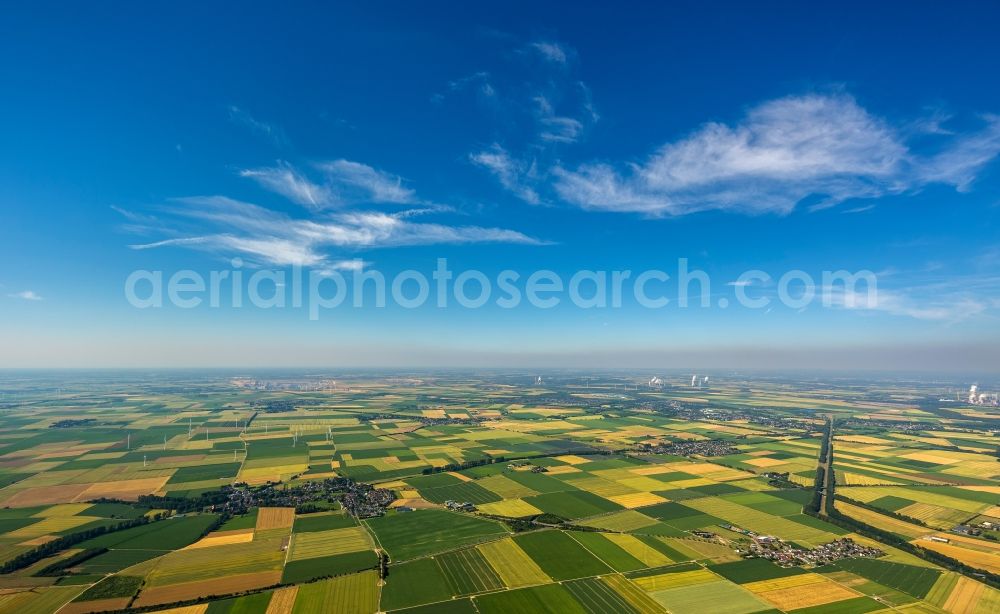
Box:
[380,557,453,611]
[564,577,642,614]
[282,551,379,583]
[474,583,588,614]
[568,531,647,572]
[292,571,380,614]
[836,558,941,598]
[435,547,505,595]
[513,530,611,580]
[366,509,507,561]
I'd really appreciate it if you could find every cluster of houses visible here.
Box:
[218,477,355,515]
[342,483,396,518]
[635,438,739,457]
[740,534,883,567]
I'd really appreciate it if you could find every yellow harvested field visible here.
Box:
[632,568,717,590]
[421,409,446,418]
[918,538,1000,573]
[755,578,858,610]
[573,477,636,497]
[256,507,295,531]
[745,457,788,468]
[74,476,172,501]
[477,538,550,588]
[265,586,298,614]
[554,455,591,465]
[147,606,209,614]
[238,464,309,485]
[606,492,668,509]
[476,499,543,517]
[449,471,472,482]
[943,576,987,614]
[185,529,255,550]
[31,503,92,517]
[744,573,827,593]
[676,462,731,475]
[134,571,283,607]
[835,435,894,444]
[618,476,673,492]
[289,526,371,560]
[603,533,673,567]
[943,461,1000,480]
[7,515,101,539]
[629,464,681,476]
[840,472,901,486]
[836,501,930,539]
[900,452,960,465]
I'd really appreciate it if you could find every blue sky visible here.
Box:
[2,2,999,370]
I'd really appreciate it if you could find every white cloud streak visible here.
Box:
[129,196,544,267]
[227,106,288,147]
[529,41,568,64]
[535,96,584,143]
[239,163,331,208]
[554,94,1000,216]
[240,160,419,208]
[469,144,540,204]
[825,274,1000,322]
[316,160,418,205]
[9,290,43,301]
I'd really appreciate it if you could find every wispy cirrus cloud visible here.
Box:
[240,160,419,209]
[227,106,288,147]
[460,38,596,203]
[823,269,1000,322]
[239,163,331,208]
[469,145,540,204]
[127,196,544,267]
[828,285,989,322]
[316,160,418,205]
[535,95,584,144]
[9,290,43,301]
[553,94,1000,216]
[446,72,496,98]
[528,41,568,65]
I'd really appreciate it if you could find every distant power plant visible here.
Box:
[690,375,709,387]
[968,384,999,407]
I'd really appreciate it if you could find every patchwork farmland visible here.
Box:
[0,370,997,613]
